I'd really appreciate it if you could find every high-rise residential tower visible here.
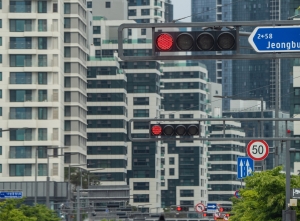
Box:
[0,0,89,204]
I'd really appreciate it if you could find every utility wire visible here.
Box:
[172,0,245,23]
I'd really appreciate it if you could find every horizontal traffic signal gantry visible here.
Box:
[154,30,237,52]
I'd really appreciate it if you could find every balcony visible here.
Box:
[9,5,31,13]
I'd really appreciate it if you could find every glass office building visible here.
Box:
[191,0,292,111]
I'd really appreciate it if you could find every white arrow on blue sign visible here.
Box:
[206,203,217,213]
[237,157,254,179]
[248,26,300,53]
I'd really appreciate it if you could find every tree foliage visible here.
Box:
[0,199,60,221]
[231,166,300,221]
[64,167,98,189]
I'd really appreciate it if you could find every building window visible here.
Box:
[180,190,194,197]
[10,90,32,102]
[64,18,70,28]
[10,19,32,32]
[38,164,47,176]
[141,9,150,15]
[9,164,31,176]
[87,2,92,8]
[169,168,175,175]
[53,3,57,12]
[128,29,132,36]
[64,47,71,57]
[0,55,2,63]
[0,19,2,28]
[9,146,32,158]
[0,108,2,116]
[0,164,2,173]
[105,2,111,8]
[38,54,47,67]
[38,37,47,49]
[133,109,149,117]
[10,128,32,141]
[169,157,174,165]
[141,29,146,35]
[10,107,32,119]
[64,3,70,14]
[0,37,2,46]
[10,55,32,67]
[38,128,47,141]
[93,26,101,34]
[38,90,47,101]
[64,32,70,43]
[10,72,32,84]
[0,0,2,10]
[0,146,2,155]
[38,146,47,158]
[38,107,47,119]
[37,1,47,13]
[0,90,2,98]
[38,19,47,32]
[133,182,149,190]
[93,38,101,46]
[133,194,149,202]
[38,72,47,84]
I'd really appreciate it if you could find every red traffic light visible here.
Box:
[176,206,182,211]
[151,125,162,136]
[203,213,207,217]
[219,207,224,212]
[156,33,173,51]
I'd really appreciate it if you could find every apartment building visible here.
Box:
[160,61,210,208]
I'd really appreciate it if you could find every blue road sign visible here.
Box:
[248,26,300,53]
[237,157,254,179]
[0,191,23,199]
[206,203,217,213]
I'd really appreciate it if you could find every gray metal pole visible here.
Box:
[46,155,50,209]
[261,98,265,170]
[77,187,80,221]
[35,147,37,204]
[285,127,291,210]
[68,165,71,200]
[275,58,279,167]
[80,168,82,189]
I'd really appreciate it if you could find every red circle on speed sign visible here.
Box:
[247,140,269,161]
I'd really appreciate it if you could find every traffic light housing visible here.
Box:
[154,31,237,52]
[176,206,189,212]
[150,124,200,137]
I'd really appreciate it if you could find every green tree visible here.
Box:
[0,199,59,221]
[64,167,99,189]
[231,166,300,221]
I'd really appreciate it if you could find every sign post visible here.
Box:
[246,140,269,161]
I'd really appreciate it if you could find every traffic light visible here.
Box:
[150,124,199,137]
[154,30,237,52]
[176,206,189,212]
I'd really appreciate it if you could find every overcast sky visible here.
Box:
[172,0,191,22]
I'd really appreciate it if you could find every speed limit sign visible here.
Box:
[247,140,269,161]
